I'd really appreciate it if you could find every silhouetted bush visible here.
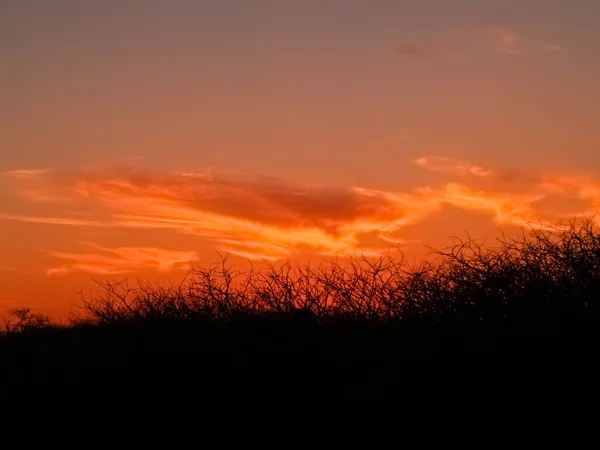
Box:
[4,218,600,386]
[2,308,51,334]
[69,218,600,332]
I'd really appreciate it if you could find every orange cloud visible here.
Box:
[2,161,600,267]
[414,156,497,178]
[67,170,440,254]
[439,183,545,227]
[45,244,200,276]
[536,174,600,223]
[0,213,106,227]
[2,169,51,178]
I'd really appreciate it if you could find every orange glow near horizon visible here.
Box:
[2,160,600,318]
[2,158,600,319]
[2,1,600,318]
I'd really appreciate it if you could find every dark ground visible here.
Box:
[3,316,599,394]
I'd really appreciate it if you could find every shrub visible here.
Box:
[2,308,51,333]
[72,218,600,331]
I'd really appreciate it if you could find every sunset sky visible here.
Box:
[2,0,600,317]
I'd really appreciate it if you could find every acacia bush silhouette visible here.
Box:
[2,308,52,333]
[70,218,600,331]
[3,218,600,385]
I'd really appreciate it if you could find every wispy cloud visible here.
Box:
[544,43,564,53]
[2,169,51,178]
[45,244,200,276]
[414,156,497,178]
[0,213,106,227]
[395,38,447,61]
[487,26,523,55]
[439,183,545,227]
[396,25,560,61]
[3,161,600,265]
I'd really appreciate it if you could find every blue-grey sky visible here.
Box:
[2,0,599,185]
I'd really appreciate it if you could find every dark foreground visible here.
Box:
[4,221,600,393]
[3,316,600,392]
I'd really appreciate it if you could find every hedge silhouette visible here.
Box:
[3,218,600,386]
[55,217,600,330]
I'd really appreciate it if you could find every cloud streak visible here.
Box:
[396,25,560,61]
[0,213,106,227]
[2,160,600,271]
[414,156,497,178]
[544,43,564,53]
[45,244,200,276]
[487,26,523,55]
[2,169,52,178]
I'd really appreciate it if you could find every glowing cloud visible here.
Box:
[2,160,600,268]
[2,169,52,178]
[414,156,497,178]
[45,244,200,276]
[0,213,106,227]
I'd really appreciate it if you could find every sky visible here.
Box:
[2,0,600,317]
